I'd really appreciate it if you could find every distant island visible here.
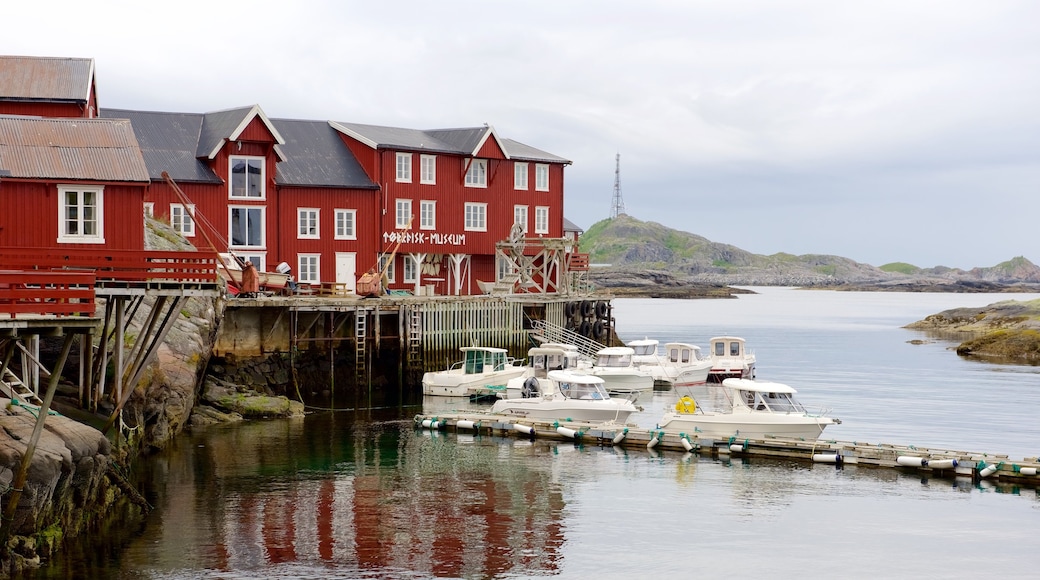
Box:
[582,214,1040,296]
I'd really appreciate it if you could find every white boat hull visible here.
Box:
[659,411,836,440]
[587,370,654,395]
[491,398,636,423]
[422,367,527,397]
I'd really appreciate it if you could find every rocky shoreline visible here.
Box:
[904,299,1040,363]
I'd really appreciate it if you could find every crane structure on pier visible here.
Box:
[610,153,626,219]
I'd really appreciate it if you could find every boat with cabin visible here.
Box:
[584,346,654,396]
[422,346,527,397]
[707,336,756,382]
[490,369,639,423]
[659,378,839,440]
[501,344,581,399]
[628,339,712,387]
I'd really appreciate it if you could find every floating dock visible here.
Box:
[414,412,1040,486]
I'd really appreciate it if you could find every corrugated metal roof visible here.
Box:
[563,217,583,233]
[331,121,461,153]
[272,118,377,189]
[198,106,252,159]
[101,108,221,183]
[501,138,571,164]
[0,55,94,102]
[0,114,148,182]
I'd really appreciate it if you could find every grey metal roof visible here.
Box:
[563,217,583,234]
[501,138,571,164]
[197,106,253,159]
[101,108,221,183]
[271,118,378,189]
[0,114,148,182]
[0,55,94,102]
[331,121,461,153]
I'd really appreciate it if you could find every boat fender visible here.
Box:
[1018,467,1038,476]
[592,320,606,339]
[978,461,1000,479]
[647,431,662,449]
[579,320,592,337]
[421,418,442,430]
[556,425,579,439]
[927,459,958,470]
[679,434,694,452]
[581,300,595,318]
[456,420,477,430]
[675,396,696,414]
[565,301,577,318]
[595,301,609,319]
[513,424,534,436]
[813,453,843,465]
[612,428,628,445]
[897,456,926,468]
[729,444,745,454]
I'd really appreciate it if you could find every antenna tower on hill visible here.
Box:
[610,152,626,219]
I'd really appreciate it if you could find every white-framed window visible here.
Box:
[229,156,265,199]
[420,154,436,185]
[514,205,528,235]
[403,256,418,283]
[514,162,529,190]
[144,202,154,217]
[464,202,487,232]
[379,254,396,283]
[334,209,356,240]
[420,200,436,230]
[57,186,104,244]
[171,203,196,237]
[238,253,266,272]
[496,254,517,282]
[298,208,319,239]
[395,199,412,229]
[465,159,487,188]
[229,206,265,248]
[535,163,549,191]
[396,152,412,183]
[535,206,549,234]
[298,254,320,284]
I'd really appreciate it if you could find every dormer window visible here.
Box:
[465,159,487,188]
[230,156,265,199]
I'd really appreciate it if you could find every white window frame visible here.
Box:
[496,254,518,282]
[514,205,528,235]
[465,159,488,188]
[57,186,105,244]
[334,209,356,240]
[420,154,436,185]
[297,208,319,239]
[229,206,265,249]
[229,156,266,199]
[238,253,267,272]
[395,199,412,229]
[535,163,549,191]
[171,203,196,237]
[514,162,529,190]
[379,254,396,283]
[396,152,412,183]
[464,202,487,232]
[298,254,321,284]
[403,255,418,283]
[535,206,549,234]
[420,200,436,230]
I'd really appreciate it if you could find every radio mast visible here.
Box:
[610,153,626,219]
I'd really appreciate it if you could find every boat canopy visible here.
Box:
[594,347,634,368]
[627,339,659,356]
[548,371,609,400]
[664,343,701,364]
[722,378,795,393]
[462,347,510,374]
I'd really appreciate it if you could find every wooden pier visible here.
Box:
[413,412,1040,487]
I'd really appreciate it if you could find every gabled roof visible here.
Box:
[329,121,570,163]
[101,108,222,183]
[0,55,95,103]
[563,217,583,234]
[0,114,148,182]
[271,118,378,189]
[198,104,286,160]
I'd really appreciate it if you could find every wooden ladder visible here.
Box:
[1,367,43,406]
[354,309,367,385]
[406,305,422,370]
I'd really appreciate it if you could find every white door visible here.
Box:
[335,252,357,292]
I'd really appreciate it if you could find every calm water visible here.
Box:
[36,288,1040,579]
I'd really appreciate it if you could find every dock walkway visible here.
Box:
[414,412,1040,486]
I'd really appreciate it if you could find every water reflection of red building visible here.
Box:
[207,437,564,577]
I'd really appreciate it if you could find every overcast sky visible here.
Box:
[7,1,1038,269]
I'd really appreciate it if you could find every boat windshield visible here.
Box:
[558,380,608,400]
[630,343,656,356]
[464,350,508,374]
[595,353,632,367]
[739,390,806,412]
[679,384,733,413]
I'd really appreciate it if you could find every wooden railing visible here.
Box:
[0,270,96,318]
[567,253,590,272]
[0,248,218,284]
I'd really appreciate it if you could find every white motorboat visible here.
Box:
[422,346,526,397]
[584,346,654,396]
[707,336,756,382]
[501,343,582,399]
[628,339,712,387]
[491,369,639,423]
[659,378,839,440]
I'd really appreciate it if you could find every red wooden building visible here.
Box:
[1,55,574,296]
